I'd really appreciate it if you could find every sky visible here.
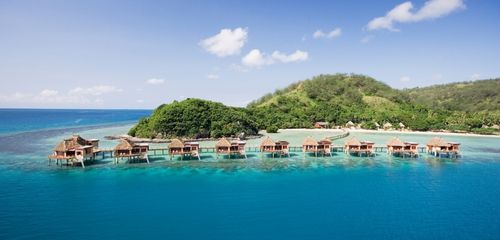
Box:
[0,0,499,109]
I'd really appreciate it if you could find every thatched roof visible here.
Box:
[345,137,361,146]
[114,139,134,151]
[346,121,355,126]
[168,138,184,148]
[374,122,380,127]
[54,135,92,151]
[276,140,289,146]
[383,122,393,128]
[216,138,231,147]
[399,122,405,128]
[303,136,318,146]
[318,138,332,145]
[260,136,276,147]
[427,137,448,147]
[387,137,404,147]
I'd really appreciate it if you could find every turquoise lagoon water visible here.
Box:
[0,109,499,239]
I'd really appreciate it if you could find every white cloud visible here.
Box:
[0,92,32,103]
[242,49,274,68]
[360,35,374,43]
[271,50,309,63]
[400,76,411,82]
[39,89,59,97]
[68,85,123,95]
[367,0,466,31]
[199,27,248,57]
[242,49,309,68]
[470,73,481,80]
[146,78,165,85]
[313,28,342,39]
[1,85,122,106]
[136,99,145,103]
[207,74,220,80]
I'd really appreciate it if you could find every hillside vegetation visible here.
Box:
[248,74,500,133]
[129,98,258,138]
[405,79,500,112]
[129,74,500,138]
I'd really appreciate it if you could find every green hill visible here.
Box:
[248,74,499,133]
[129,74,500,138]
[405,79,500,112]
[129,98,258,138]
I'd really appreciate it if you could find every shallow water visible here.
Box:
[0,110,499,239]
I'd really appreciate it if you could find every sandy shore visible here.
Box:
[279,128,500,138]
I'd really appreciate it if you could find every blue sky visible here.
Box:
[0,0,499,109]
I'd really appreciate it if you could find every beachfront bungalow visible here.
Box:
[113,139,149,164]
[260,136,290,158]
[374,122,380,130]
[168,138,200,160]
[383,122,393,131]
[386,137,418,157]
[399,122,406,130]
[426,137,460,158]
[302,137,333,157]
[344,137,374,156]
[346,121,355,129]
[215,138,247,159]
[314,122,329,129]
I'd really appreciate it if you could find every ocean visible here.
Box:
[0,109,499,239]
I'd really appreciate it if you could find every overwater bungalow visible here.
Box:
[113,139,149,164]
[260,136,290,157]
[168,138,200,160]
[426,137,460,158]
[302,137,332,157]
[386,137,418,157]
[215,138,247,159]
[344,137,374,156]
[314,122,329,129]
[48,135,100,167]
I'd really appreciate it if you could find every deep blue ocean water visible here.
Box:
[0,109,499,240]
[0,108,151,135]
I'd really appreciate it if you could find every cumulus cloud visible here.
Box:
[199,27,248,57]
[367,0,465,31]
[146,78,165,85]
[242,49,274,68]
[271,50,309,63]
[241,49,309,68]
[313,28,342,39]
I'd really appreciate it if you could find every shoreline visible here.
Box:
[278,128,500,138]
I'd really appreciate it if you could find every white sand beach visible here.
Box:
[279,128,500,138]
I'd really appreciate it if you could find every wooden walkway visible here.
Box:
[93,145,427,158]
